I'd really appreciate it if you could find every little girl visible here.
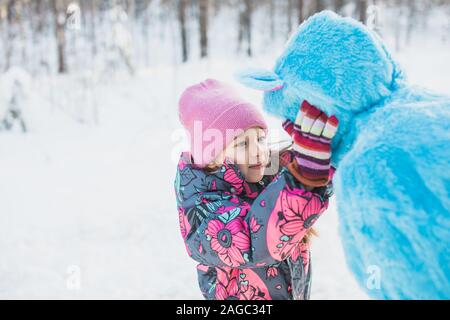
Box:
[174,79,338,300]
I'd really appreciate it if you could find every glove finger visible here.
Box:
[300,103,321,134]
[295,101,311,127]
[310,112,328,137]
[322,115,339,139]
[282,119,295,136]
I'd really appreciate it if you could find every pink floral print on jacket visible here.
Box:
[175,151,334,300]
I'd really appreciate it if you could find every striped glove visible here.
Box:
[282,100,339,187]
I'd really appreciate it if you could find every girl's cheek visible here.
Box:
[235,149,248,166]
[260,147,269,165]
[239,164,247,176]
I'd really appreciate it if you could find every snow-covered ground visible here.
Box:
[1,35,449,299]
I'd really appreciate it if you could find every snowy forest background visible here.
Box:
[0,0,449,299]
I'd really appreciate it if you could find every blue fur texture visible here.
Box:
[237,10,450,299]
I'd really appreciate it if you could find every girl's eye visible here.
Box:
[258,136,266,143]
[236,141,247,148]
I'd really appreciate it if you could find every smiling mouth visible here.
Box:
[249,163,263,169]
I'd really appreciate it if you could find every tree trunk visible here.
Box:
[358,0,368,24]
[178,0,188,62]
[51,0,67,73]
[4,0,17,71]
[269,0,275,40]
[198,0,208,58]
[334,0,345,15]
[406,0,417,45]
[242,0,252,56]
[142,0,151,66]
[316,0,325,13]
[34,0,45,34]
[89,0,97,58]
[287,0,293,34]
[297,0,304,25]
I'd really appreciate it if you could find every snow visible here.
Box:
[1,11,450,300]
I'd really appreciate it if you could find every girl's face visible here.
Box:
[215,127,269,183]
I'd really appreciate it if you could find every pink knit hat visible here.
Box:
[178,79,268,167]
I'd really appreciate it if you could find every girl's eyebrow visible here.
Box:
[234,135,250,145]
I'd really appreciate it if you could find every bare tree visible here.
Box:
[33,0,46,34]
[406,0,418,44]
[357,0,368,24]
[269,0,275,40]
[135,0,152,66]
[0,0,443,78]
[238,0,252,56]
[178,0,188,62]
[393,0,403,51]
[316,0,326,12]
[287,0,293,34]
[89,0,98,58]
[297,0,304,25]
[51,0,68,73]
[334,0,345,15]
[306,0,326,19]
[4,0,18,71]
[198,0,208,58]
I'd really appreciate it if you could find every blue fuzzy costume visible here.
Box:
[236,11,450,299]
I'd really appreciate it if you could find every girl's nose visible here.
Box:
[249,139,260,157]
[249,140,266,164]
